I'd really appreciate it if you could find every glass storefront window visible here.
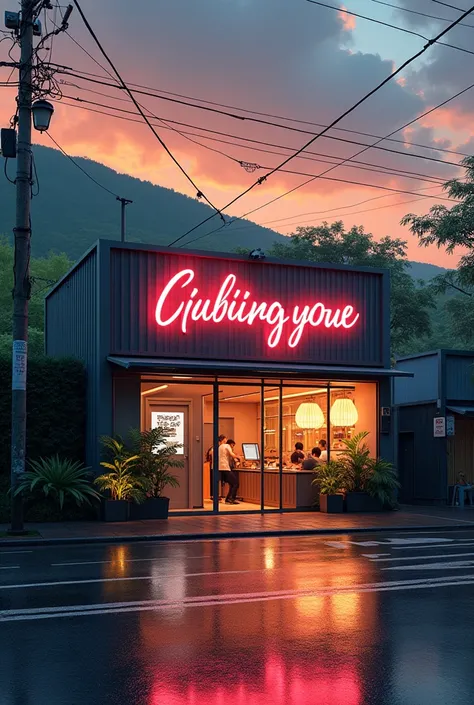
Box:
[138,376,379,514]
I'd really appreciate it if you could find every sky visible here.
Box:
[1,0,474,266]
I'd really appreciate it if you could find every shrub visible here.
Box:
[0,356,86,477]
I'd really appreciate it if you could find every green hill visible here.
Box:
[0,145,286,259]
[0,146,453,285]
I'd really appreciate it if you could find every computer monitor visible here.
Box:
[242,443,260,461]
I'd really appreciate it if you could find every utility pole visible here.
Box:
[117,196,132,242]
[9,0,35,533]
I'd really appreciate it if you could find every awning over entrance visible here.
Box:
[108,356,413,379]
[447,405,474,417]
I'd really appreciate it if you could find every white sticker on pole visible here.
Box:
[12,340,27,391]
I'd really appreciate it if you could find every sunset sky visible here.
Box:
[1,0,473,266]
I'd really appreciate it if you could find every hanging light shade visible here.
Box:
[330,398,358,426]
[295,402,325,429]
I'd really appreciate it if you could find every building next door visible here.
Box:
[398,432,415,503]
[145,403,190,509]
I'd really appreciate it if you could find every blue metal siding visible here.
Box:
[45,251,98,467]
[445,354,474,402]
[109,247,387,367]
[394,353,439,405]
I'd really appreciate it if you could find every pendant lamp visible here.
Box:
[330,398,358,426]
[295,401,325,429]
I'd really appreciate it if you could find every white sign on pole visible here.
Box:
[151,411,184,454]
[433,416,446,438]
[12,340,27,391]
[446,415,455,437]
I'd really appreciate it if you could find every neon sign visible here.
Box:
[155,269,360,348]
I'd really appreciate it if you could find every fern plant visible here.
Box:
[338,431,372,492]
[313,461,346,495]
[13,455,101,509]
[129,426,182,498]
[95,436,146,502]
[365,457,400,508]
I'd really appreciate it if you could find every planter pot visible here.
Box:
[345,492,383,513]
[102,499,129,522]
[129,497,170,520]
[319,493,344,513]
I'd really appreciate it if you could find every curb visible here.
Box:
[1,522,474,547]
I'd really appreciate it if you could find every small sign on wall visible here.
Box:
[433,416,446,438]
[446,415,455,437]
[151,411,184,454]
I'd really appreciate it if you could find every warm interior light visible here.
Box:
[172,375,193,379]
[330,398,358,426]
[141,384,168,396]
[295,402,325,429]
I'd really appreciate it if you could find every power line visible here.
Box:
[52,89,455,186]
[45,132,120,197]
[307,0,474,57]
[430,1,467,11]
[57,91,466,170]
[259,184,451,226]
[71,0,224,221]
[52,61,470,159]
[58,74,471,164]
[172,5,474,247]
[368,0,474,27]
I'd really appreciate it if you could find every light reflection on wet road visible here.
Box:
[1,530,474,705]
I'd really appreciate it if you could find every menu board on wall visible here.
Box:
[151,411,184,454]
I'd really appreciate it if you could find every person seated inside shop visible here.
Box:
[218,434,240,505]
[318,439,328,462]
[302,447,322,470]
[290,442,305,465]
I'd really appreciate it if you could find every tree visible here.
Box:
[268,222,434,354]
[0,237,72,354]
[402,156,474,345]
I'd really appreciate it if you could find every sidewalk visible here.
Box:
[1,505,474,546]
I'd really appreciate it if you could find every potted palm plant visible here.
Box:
[128,426,182,520]
[365,457,400,509]
[94,436,146,522]
[313,461,346,513]
[340,431,399,511]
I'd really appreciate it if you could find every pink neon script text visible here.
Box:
[155,269,360,348]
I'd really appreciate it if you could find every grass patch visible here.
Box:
[0,530,41,538]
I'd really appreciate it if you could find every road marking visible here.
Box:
[50,548,320,568]
[371,552,474,562]
[0,566,20,570]
[407,512,474,525]
[0,551,32,555]
[1,574,473,622]
[361,553,391,558]
[384,538,452,545]
[391,542,474,551]
[384,560,474,571]
[0,567,269,590]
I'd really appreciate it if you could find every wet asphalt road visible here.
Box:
[1,530,474,705]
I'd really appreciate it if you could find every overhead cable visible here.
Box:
[171,3,474,247]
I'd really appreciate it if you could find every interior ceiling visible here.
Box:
[141,381,357,403]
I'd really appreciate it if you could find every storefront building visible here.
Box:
[395,349,474,505]
[45,240,402,514]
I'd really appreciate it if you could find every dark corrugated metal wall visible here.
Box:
[398,403,447,503]
[45,251,97,466]
[109,248,386,366]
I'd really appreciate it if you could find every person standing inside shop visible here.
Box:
[318,439,328,462]
[290,442,305,465]
[218,434,240,504]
